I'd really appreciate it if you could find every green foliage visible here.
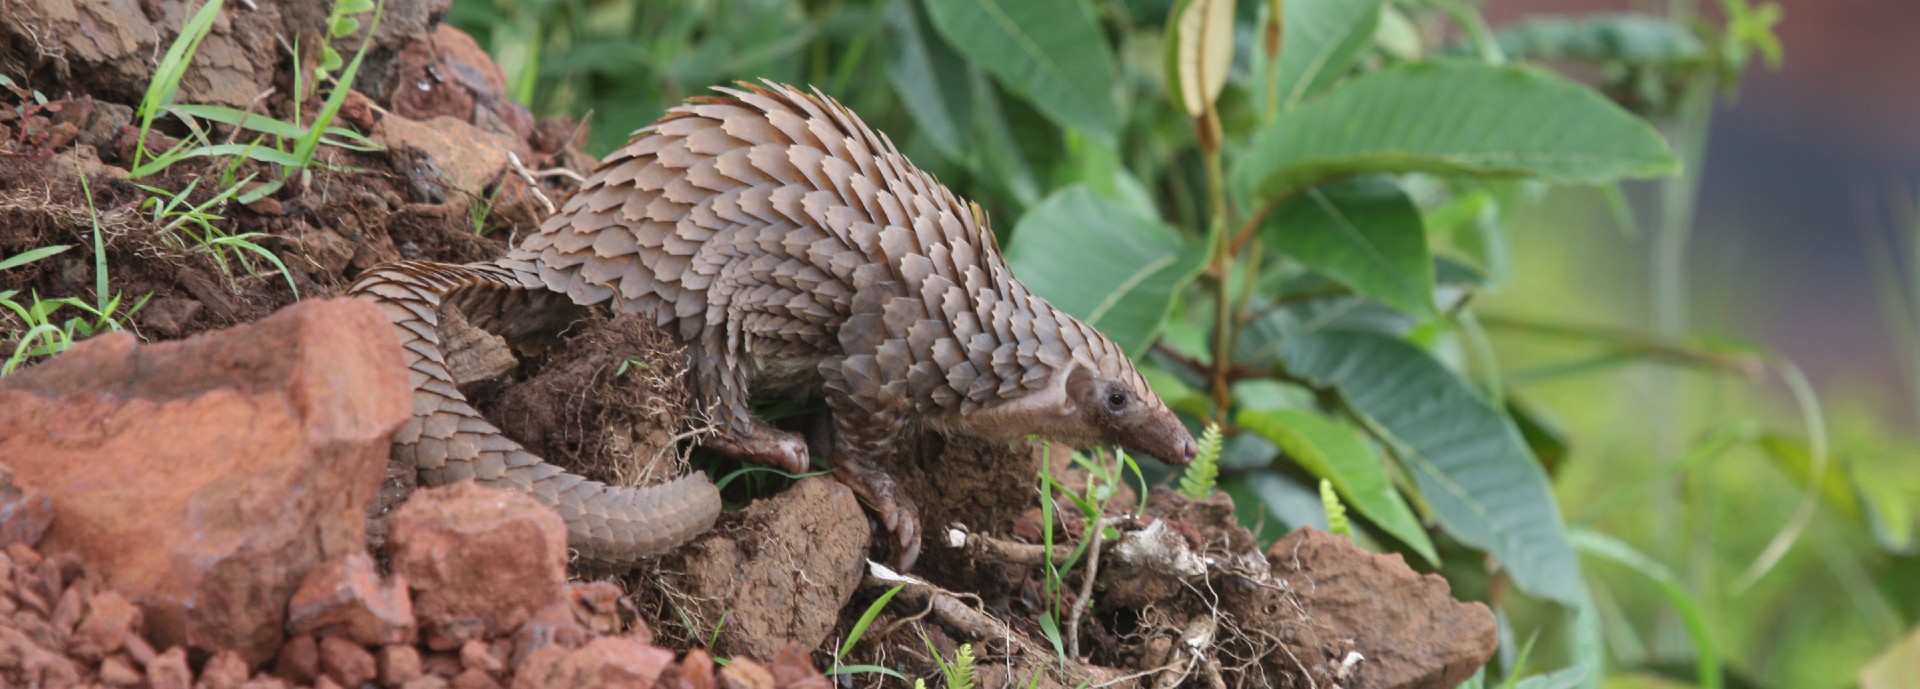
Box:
[1262,177,1434,318]
[136,175,300,298]
[828,585,909,681]
[317,0,378,81]
[1238,408,1434,563]
[923,0,1116,139]
[1178,422,1223,500]
[1232,60,1679,209]
[132,0,383,202]
[919,633,977,689]
[1283,329,1580,605]
[1,175,148,375]
[133,0,225,176]
[1005,186,1208,356]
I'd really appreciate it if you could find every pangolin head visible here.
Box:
[1059,350,1198,467]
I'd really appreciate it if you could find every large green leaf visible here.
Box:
[1006,186,1208,357]
[923,0,1118,139]
[1238,408,1437,564]
[1273,0,1386,110]
[1282,329,1582,605]
[886,0,973,162]
[1263,177,1435,318]
[1232,60,1679,209]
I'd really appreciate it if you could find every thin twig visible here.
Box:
[1064,517,1111,660]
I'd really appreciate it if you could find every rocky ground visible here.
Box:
[0,1,1499,687]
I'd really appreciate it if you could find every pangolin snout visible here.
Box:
[1124,410,1198,466]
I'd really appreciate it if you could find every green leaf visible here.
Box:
[1273,0,1386,110]
[336,0,375,13]
[1006,186,1208,357]
[1263,177,1435,318]
[923,0,1118,139]
[330,16,360,38]
[320,47,344,73]
[1282,329,1581,605]
[1238,408,1437,564]
[886,0,973,162]
[1232,60,1680,209]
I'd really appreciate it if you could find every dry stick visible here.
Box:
[953,526,1079,567]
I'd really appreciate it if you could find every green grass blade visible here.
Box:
[293,1,385,170]
[0,245,73,272]
[1571,529,1720,689]
[837,584,904,661]
[134,0,225,174]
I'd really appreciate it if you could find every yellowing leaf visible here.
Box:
[1169,0,1236,116]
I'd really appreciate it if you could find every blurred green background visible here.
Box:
[442,1,1920,687]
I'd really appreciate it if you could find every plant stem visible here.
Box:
[1201,104,1233,422]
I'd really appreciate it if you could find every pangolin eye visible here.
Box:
[1106,391,1128,410]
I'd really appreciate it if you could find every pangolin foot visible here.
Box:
[705,423,811,473]
[834,462,921,571]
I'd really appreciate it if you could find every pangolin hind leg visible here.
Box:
[686,323,812,473]
[350,260,723,568]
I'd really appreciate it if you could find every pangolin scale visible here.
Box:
[351,82,1197,569]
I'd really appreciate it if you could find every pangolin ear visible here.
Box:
[1066,364,1097,412]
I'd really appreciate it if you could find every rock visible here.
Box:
[287,553,416,646]
[423,650,464,678]
[1266,529,1497,689]
[381,645,425,687]
[0,0,156,104]
[452,667,504,689]
[0,298,411,664]
[100,654,143,685]
[69,590,140,661]
[769,641,831,689]
[567,581,631,638]
[0,624,79,685]
[512,637,673,689]
[665,649,716,689]
[656,477,869,661]
[460,638,505,674]
[382,24,534,151]
[378,114,516,206]
[387,482,568,646]
[319,636,378,689]
[716,658,773,689]
[508,601,592,669]
[275,635,320,686]
[148,646,193,689]
[0,465,53,549]
[198,650,252,689]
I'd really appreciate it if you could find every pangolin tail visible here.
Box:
[349,254,721,568]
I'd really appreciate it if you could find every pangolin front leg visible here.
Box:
[820,354,919,568]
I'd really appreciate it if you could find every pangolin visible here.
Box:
[351,81,1198,570]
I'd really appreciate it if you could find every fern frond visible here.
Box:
[1320,479,1353,538]
[1178,423,1223,499]
[949,644,976,689]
